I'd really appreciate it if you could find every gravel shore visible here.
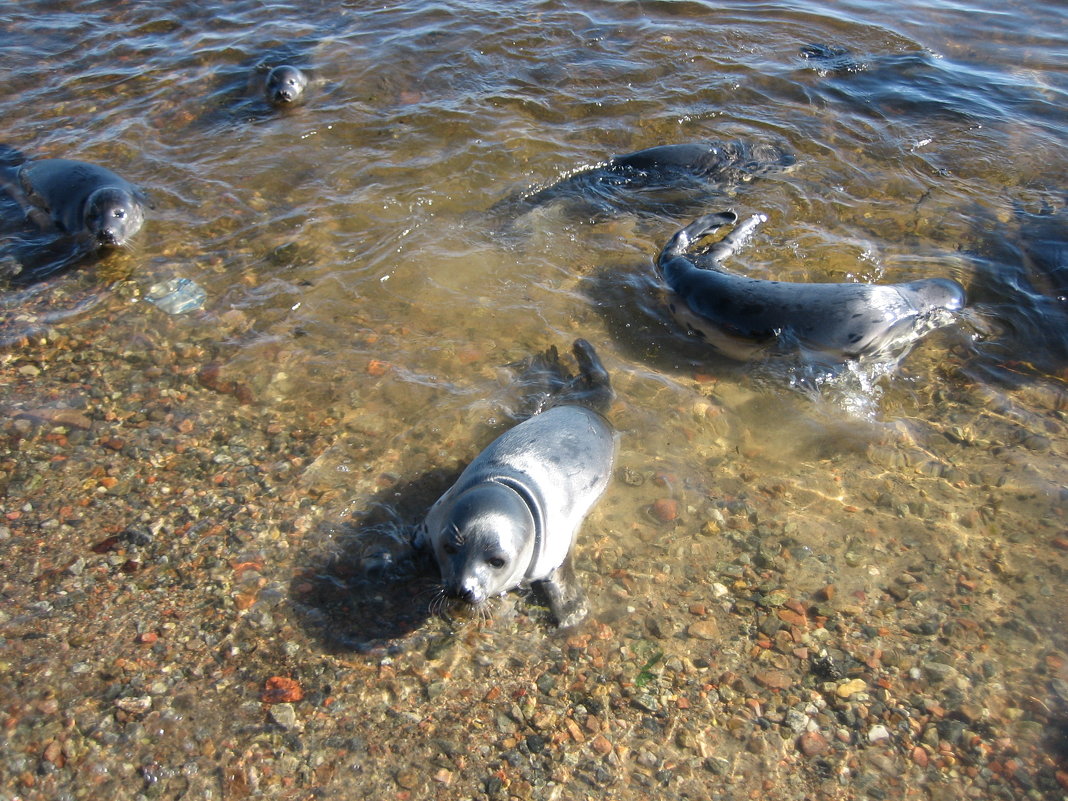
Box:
[2,291,1066,801]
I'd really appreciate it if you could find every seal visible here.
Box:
[497,141,795,222]
[264,65,309,106]
[657,211,966,363]
[416,339,616,628]
[10,158,151,249]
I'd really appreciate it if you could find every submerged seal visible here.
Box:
[657,211,966,363]
[10,158,151,249]
[497,141,795,222]
[264,65,309,106]
[416,340,616,628]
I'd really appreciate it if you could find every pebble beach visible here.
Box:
[1,0,1067,799]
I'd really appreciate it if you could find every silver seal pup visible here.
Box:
[9,158,151,249]
[657,210,966,363]
[416,339,616,628]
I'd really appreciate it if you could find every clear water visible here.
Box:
[0,0,1065,798]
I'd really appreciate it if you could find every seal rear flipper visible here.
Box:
[568,338,614,414]
[537,552,588,629]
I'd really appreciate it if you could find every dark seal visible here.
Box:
[9,158,151,249]
[657,211,966,363]
[264,65,309,106]
[416,340,616,628]
[495,141,795,222]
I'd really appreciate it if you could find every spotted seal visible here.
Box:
[657,211,966,363]
[264,65,309,106]
[416,339,616,628]
[8,158,151,249]
[496,141,795,222]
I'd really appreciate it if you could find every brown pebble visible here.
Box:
[754,669,793,690]
[18,408,93,430]
[262,676,304,704]
[42,740,63,766]
[366,359,390,377]
[777,609,806,626]
[590,734,613,756]
[912,746,929,768]
[687,619,719,640]
[798,731,830,757]
[650,498,678,522]
[564,717,585,742]
[1051,535,1068,552]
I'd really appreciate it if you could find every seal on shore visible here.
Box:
[496,141,795,222]
[7,158,151,249]
[415,339,616,628]
[264,65,309,106]
[657,211,966,363]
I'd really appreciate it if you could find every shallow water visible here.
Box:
[0,1,1066,799]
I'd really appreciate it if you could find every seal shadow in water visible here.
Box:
[286,468,460,655]
[958,197,1068,382]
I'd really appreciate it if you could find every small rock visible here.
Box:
[687,619,719,640]
[837,678,868,698]
[704,756,730,775]
[798,731,830,757]
[867,724,891,743]
[114,696,152,715]
[754,669,793,690]
[590,734,613,756]
[268,703,299,730]
[650,498,678,523]
[911,746,929,768]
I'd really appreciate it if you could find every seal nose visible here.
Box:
[447,586,477,605]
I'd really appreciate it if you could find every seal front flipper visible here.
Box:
[536,551,588,629]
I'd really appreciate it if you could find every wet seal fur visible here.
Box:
[415,339,616,628]
[4,158,151,249]
[496,141,795,222]
[657,211,966,363]
[263,64,309,106]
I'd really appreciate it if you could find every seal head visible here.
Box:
[433,483,535,605]
[264,65,308,105]
[83,186,145,247]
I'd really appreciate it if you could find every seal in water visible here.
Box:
[657,211,966,363]
[264,65,309,106]
[496,141,795,222]
[416,339,616,628]
[8,158,151,249]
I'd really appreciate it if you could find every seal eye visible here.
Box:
[113,209,125,219]
[442,542,458,556]
[487,556,506,569]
